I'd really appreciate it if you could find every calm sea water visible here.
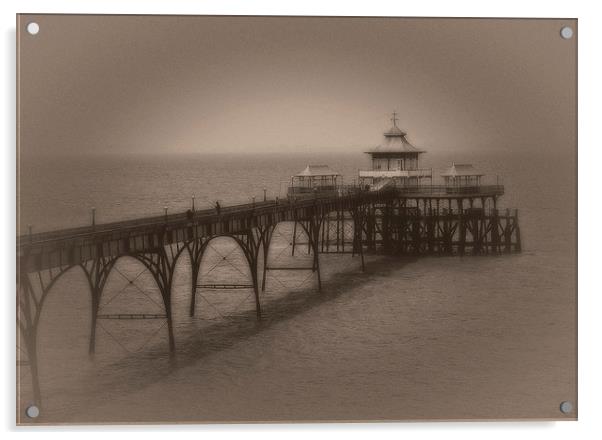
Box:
[17,150,576,423]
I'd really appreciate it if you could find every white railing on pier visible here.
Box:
[358,168,433,178]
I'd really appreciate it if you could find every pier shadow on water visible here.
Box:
[37,253,419,422]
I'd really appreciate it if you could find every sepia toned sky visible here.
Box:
[18,15,576,155]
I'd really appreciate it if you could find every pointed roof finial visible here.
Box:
[391,111,399,127]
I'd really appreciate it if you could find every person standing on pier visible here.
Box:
[215,201,221,216]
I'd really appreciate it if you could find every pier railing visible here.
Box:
[18,199,281,246]
[18,186,507,248]
[287,184,504,198]
[358,168,433,178]
[398,206,519,217]
[394,184,504,196]
[287,185,338,195]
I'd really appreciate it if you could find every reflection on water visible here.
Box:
[18,150,576,423]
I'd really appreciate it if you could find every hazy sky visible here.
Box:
[18,15,576,156]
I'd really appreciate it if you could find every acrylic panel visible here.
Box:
[16,15,577,424]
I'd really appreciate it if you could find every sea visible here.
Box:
[17,149,577,423]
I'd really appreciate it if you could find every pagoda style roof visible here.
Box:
[365,112,425,155]
[295,164,340,177]
[441,163,483,177]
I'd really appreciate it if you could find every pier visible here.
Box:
[17,114,521,409]
[17,185,520,407]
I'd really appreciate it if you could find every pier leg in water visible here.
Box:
[514,209,522,252]
[307,221,312,255]
[251,265,262,320]
[352,208,366,271]
[187,237,210,317]
[81,257,116,354]
[412,216,421,255]
[336,209,341,252]
[23,330,42,409]
[248,228,269,320]
[89,296,100,354]
[459,215,466,256]
[163,295,176,352]
[311,217,323,291]
[134,248,178,353]
[18,275,42,408]
[161,271,176,353]
[491,209,501,254]
[504,209,512,253]
[189,264,199,317]
[458,199,466,256]
[427,214,435,254]
[261,226,274,292]
[261,246,269,293]
[298,217,323,291]
[152,259,176,352]
[188,244,203,317]
[291,221,297,256]
[18,263,86,408]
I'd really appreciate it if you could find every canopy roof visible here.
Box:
[295,164,340,177]
[365,114,425,155]
[441,163,483,177]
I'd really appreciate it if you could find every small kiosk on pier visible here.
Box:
[288,165,341,197]
[441,163,483,193]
